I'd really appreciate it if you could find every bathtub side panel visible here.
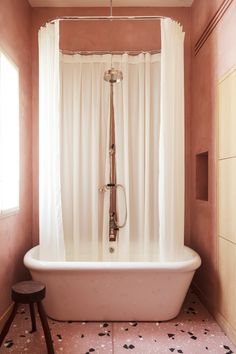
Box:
[30,269,194,321]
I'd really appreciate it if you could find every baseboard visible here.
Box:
[192,283,236,346]
[0,304,13,332]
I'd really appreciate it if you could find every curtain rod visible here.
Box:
[60,49,161,55]
[49,15,169,24]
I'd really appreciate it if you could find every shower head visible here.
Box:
[104,68,123,83]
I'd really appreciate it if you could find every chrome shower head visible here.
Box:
[104,68,123,83]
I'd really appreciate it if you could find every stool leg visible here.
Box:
[29,303,36,333]
[0,303,18,347]
[37,301,54,354]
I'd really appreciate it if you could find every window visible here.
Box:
[0,51,19,215]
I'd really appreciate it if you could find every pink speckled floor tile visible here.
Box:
[0,291,235,354]
[113,291,236,354]
[1,309,113,354]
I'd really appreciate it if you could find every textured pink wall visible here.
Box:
[32,6,192,246]
[0,0,32,317]
[191,0,236,301]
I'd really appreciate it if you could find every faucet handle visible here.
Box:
[98,185,107,192]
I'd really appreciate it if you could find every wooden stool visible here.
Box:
[0,281,54,354]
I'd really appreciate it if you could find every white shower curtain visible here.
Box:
[38,21,65,261]
[60,53,161,261]
[159,19,185,261]
[60,54,110,260]
[38,18,185,262]
[113,53,161,260]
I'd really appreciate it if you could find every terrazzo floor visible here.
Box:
[1,291,235,354]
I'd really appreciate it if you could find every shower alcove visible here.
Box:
[25,12,201,321]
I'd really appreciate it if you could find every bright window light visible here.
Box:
[0,51,19,215]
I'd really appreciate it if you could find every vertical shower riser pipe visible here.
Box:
[109,82,118,242]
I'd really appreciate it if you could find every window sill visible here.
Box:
[0,207,20,219]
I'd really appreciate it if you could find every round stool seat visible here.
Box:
[12,281,46,304]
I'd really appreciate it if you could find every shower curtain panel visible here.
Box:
[38,19,185,262]
[60,53,160,260]
[60,54,110,260]
[113,53,161,260]
[159,19,185,261]
[38,21,65,261]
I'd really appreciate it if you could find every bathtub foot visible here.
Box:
[37,301,55,354]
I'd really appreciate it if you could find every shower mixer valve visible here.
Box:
[99,183,128,241]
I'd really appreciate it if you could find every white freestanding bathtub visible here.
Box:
[24,246,201,322]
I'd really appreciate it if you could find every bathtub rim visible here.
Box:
[24,245,201,272]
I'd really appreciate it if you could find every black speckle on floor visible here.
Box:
[169,349,175,352]
[89,349,95,352]
[98,333,106,336]
[191,336,197,340]
[4,340,14,348]
[57,334,62,341]
[123,344,135,350]
[81,334,84,338]
[129,322,138,327]
[168,333,175,338]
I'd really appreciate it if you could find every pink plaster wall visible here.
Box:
[0,0,32,317]
[32,7,192,246]
[190,0,236,302]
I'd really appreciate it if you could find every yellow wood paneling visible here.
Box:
[218,158,236,243]
[218,237,236,330]
[218,67,236,159]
